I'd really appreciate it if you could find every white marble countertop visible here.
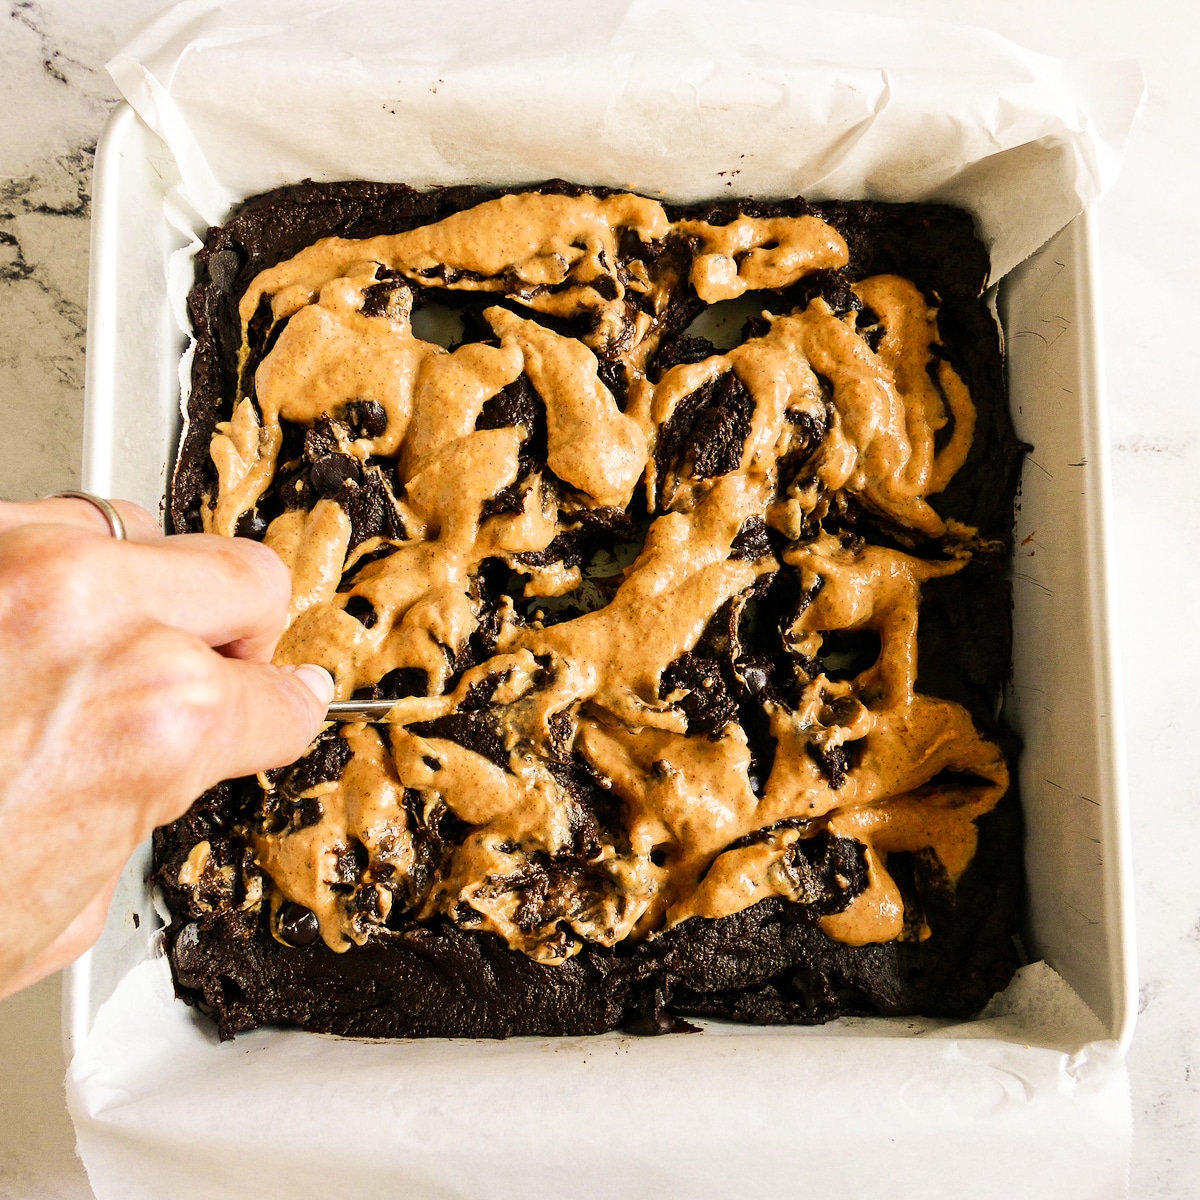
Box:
[1,2,1196,1196]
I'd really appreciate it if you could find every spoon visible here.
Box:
[325,700,399,723]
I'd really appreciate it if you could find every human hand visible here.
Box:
[0,495,331,1000]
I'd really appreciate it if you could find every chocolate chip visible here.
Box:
[739,661,772,695]
[235,508,268,540]
[278,902,320,947]
[341,399,389,438]
[310,453,363,497]
[782,965,827,1015]
[623,1010,679,1036]
[591,274,619,300]
[344,595,377,628]
[294,796,323,829]
[206,248,240,291]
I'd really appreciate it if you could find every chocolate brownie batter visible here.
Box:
[158,181,1024,1039]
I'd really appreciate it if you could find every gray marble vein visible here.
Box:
[0,0,162,502]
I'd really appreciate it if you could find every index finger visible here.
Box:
[2,524,295,662]
[120,533,297,661]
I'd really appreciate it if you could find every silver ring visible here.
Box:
[50,491,127,541]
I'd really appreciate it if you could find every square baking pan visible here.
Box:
[64,102,1136,1197]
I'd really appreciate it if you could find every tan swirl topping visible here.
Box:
[674,213,849,302]
[239,192,671,358]
[252,724,413,946]
[484,307,647,509]
[209,267,438,536]
[627,274,975,537]
[203,190,1004,959]
[272,429,560,699]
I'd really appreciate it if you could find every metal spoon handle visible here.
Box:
[326,700,398,722]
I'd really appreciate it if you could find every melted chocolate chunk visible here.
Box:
[654,369,755,505]
[235,509,268,541]
[736,658,773,697]
[268,730,352,801]
[310,453,363,498]
[730,516,774,561]
[407,712,509,773]
[345,468,406,547]
[360,274,412,319]
[661,654,738,737]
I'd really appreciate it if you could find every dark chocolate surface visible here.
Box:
[160,181,1024,1040]
[155,788,1019,1039]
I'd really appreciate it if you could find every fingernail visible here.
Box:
[291,663,335,705]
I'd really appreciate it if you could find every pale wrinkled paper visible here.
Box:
[69,957,1129,1200]
[71,3,1142,1196]
[109,0,1144,280]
